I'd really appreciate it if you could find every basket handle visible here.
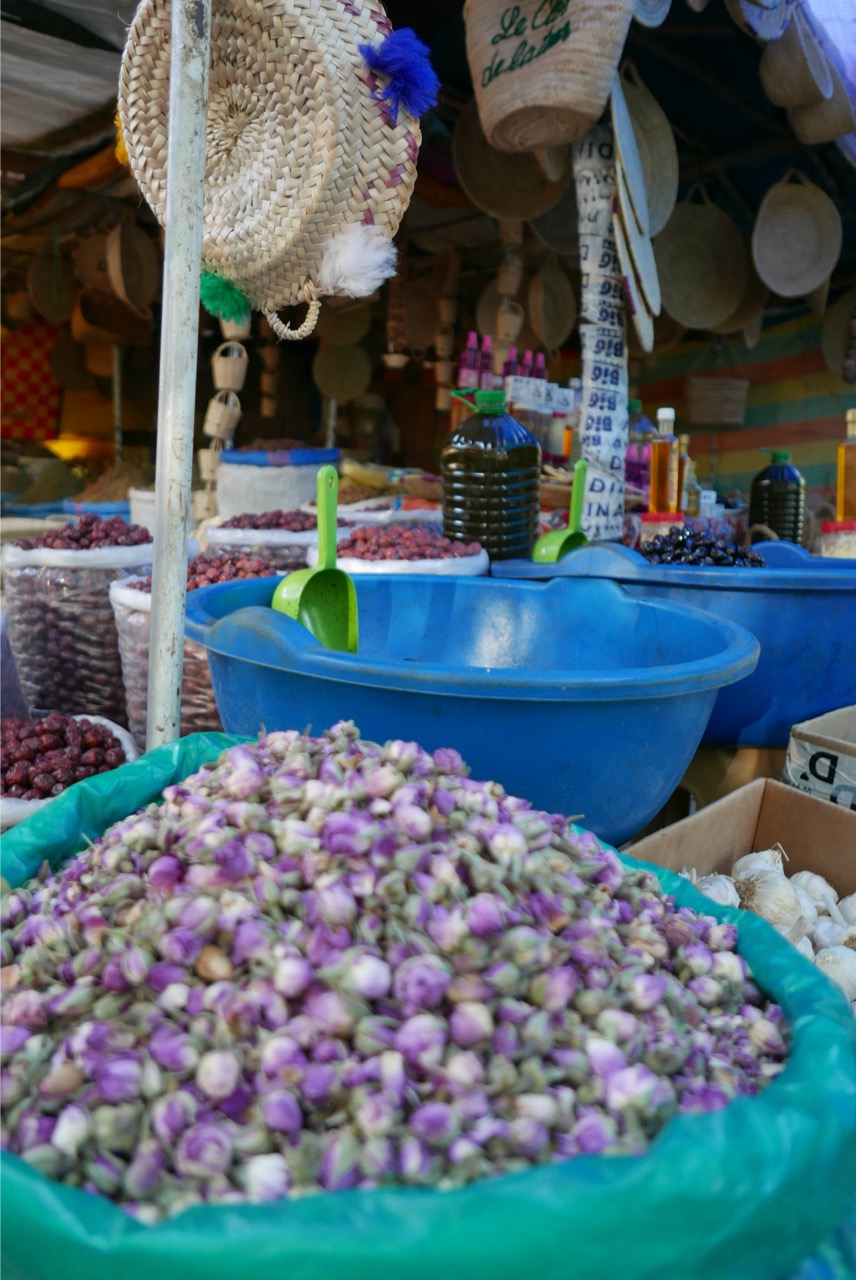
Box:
[684,182,714,207]
[744,523,779,549]
[265,282,322,342]
[778,167,812,189]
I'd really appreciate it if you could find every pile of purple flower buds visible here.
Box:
[0,724,788,1223]
[337,526,482,561]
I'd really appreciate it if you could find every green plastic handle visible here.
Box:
[568,457,587,535]
[316,465,338,571]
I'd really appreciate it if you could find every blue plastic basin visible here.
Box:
[186,575,758,845]
[492,542,856,748]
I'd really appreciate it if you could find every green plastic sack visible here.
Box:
[3,734,856,1280]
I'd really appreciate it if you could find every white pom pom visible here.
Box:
[317,224,397,298]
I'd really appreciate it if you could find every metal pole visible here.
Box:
[111,344,123,464]
[146,0,210,749]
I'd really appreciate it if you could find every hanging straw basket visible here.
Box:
[118,0,425,342]
[619,62,679,237]
[759,7,833,108]
[685,373,750,426]
[452,100,571,219]
[203,390,242,441]
[634,0,671,26]
[463,0,635,152]
[751,169,843,298]
[710,241,769,334]
[28,257,77,324]
[654,186,748,329]
[787,58,856,144]
[210,342,249,392]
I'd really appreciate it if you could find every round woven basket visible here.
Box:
[685,372,750,426]
[529,182,579,255]
[620,62,678,237]
[725,0,791,42]
[611,72,650,237]
[119,0,421,341]
[616,165,661,315]
[73,236,111,294]
[614,217,654,354]
[710,247,769,334]
[106,223,161,311]
[654,187,748,329]
[70,291,154,345]
[759,7,832,107]
[629,309,686,357]
[752,169,843,298]
[528,261,577,350]
[805,275,830,315]
[634,0,671,27]
[28,257,76,324]
[787,57,856,144]
[315,301,373,346]
[453,100,571,219]
[312,343,372,402]
[211,342,249,392]
[822,285,856,379]
[463,0,635,152]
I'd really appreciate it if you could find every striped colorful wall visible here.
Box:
[632,314,855,499]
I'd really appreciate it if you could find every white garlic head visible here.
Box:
[732,847,787,880]
[736,869,803,938]
[812,918,847,951]
[838,891,856,926]
[792,885,818,932]
[694,874,740,908]
[814,946,856,1000]
[795,935,814,960]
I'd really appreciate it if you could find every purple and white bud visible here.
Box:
[410,1101,460,1148]
[626,973,667,1012]
[394,1014,448,1069]
[304,990,355,1037]
[223,745,266,799]
[687,976,723,1007]
[315,878,357,927]
[426,907,468,953]
[148,856,183,889]
[586,1037,628,1080]
[94,1052,142,1103]
[449,1002,494,1048]
[487,824,528,862]
[340,951,391,1000]
[572,1108,618,1154]
[392,955,451,1012]
[124,1138,168,1197]
[444,1051,485,1093]
[50,1103,91,1157]
[508,1116,549,1158]
[262,1089,303,1135]
[529,966,578,1012]
[150,1091,197,1145]
[2,990,46,1030]
[273,955,313,998]
[175,1122,233,1177]
[149,1026,199,1074]
[680,943,714,976]
[748,1018,788,1058]
[241,1152,290,1201]
[195,1050,241,1100]
[467,893,505,938]
[319,1130,361,1191]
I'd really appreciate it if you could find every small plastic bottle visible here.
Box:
[478,335,494,390]
[677,434,692,512]
[626,399,655,509]
[836,408,856,521]
[451,332,480,432]
[649,407,680,514]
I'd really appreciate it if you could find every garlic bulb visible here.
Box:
[812,918,847,951]
[795,935,814,960]
[838,892,856,926]
[732,846,787,879]
[789,871,845,925]
[814,946,856,1000]
[792,885,818,932]
[694,874,740,908]
[736,869,804,939]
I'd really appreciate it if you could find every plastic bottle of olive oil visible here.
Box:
[836,408,856,521]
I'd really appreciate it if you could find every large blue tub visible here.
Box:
[492,542,856,748]
[186,575,758,845]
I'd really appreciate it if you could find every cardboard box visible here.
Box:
[782,706,856,811]
[629,778,856,897]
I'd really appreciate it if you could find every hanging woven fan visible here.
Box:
[118,0,438,340]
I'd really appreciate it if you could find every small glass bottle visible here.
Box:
[836,408,856,521]
[677,434,692,512]
[649,407,680,514]
[684,459,701,517]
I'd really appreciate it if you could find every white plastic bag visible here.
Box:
[0,715,139,832]
[205,524,352,572]
[216,462,323,520]
[109,578,222,749]
[306,546,490,576]
[1,541,153,728]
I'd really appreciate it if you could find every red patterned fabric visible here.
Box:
[1,321,63,440]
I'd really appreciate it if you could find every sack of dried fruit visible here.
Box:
[1,725,855,1280]
[307,525,489,575]
[206,509,352,573]
[2,517,153,728]
[110,553,278,749]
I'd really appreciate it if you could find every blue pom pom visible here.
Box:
[359,28,439,125]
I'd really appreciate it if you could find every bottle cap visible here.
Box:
[657,407,676,422]
[641,512,685,522]
[474,389,506,411]
[765,448,791,463]
[822,520,856,532]
[628,399,642,413]
[465,331,478,348]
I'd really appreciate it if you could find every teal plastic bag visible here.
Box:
[3,735,856,1280]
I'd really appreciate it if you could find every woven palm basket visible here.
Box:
[118,0,422,340]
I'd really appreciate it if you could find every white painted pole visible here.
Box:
[146,0,210,749]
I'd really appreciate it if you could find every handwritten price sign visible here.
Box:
[573,125,628,542]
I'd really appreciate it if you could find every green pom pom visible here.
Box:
[200,270,251,325]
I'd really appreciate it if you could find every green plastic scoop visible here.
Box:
[270,465,358,653]
[532,457,588,563]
